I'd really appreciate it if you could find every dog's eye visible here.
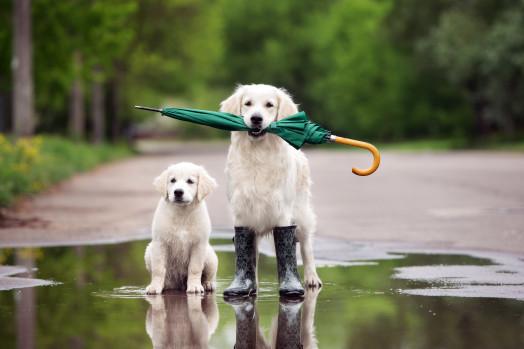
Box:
[187,179,194,184]
[170,178,176,183]
[244,101,252,106]
[265,102,274,108]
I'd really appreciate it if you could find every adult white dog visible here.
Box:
[221,84,321,298]
[145,162,218,294]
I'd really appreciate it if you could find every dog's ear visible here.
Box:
[277,88,298,120]
[220,86,243,115]
[153,169,169,196]
[197,166,217,202]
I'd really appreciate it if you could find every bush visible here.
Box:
[0,134,131,207]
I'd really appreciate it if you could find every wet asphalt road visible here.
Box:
[1,141,523,253]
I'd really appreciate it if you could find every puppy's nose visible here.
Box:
[174,189,184,198]
[250,114,263,126]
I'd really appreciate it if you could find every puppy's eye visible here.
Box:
[244,101,252,106]
[187,179,194,184]
[170,178,176,183]
[265,102,274,108]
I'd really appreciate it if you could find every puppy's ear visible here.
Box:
[220,86,243,115]
[197,167,217,202]
[277,88,298,120]
[153,169,169,196]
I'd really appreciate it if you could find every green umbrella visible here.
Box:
[135,106,380,176]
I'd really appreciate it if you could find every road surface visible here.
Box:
[1,142,523,254]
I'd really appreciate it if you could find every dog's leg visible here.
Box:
[301,288,320,349]
[295,205,322,288]
[223,227,257,297]
[203,295,219,338]
[202,245,218,292]
[274,225,305,297]
[187,295,209,347]
[145,295,167,348]
[298,231,322,288]
[187,242,206,294]
[146,241,167,294]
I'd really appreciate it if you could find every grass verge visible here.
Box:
[0,134,132,208]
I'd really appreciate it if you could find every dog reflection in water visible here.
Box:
[228,288,320,349]
[145,292,218,349]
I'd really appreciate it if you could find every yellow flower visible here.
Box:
[13,162,29,174]
[15,137,40,161]
[30,181,44,192]
[0,134,13,154]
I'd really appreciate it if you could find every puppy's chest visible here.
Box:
[163,227,195,245]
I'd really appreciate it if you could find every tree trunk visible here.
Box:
[108,77,120,141]
[90,66,105,144]
[12,0,35,136]
[69,52,85,139]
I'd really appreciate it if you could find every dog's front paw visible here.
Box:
[186,283,205,294]
[145,283,163,295]
[203,281,216,292]
[304,270,323,288]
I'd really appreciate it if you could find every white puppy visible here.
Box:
[145,162,218,294]
[221,84,322,288]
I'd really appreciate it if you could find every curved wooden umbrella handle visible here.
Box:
[330,135,381,176]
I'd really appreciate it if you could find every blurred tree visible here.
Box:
[69,51,85,138]
[29,0,136,140]
[305,0,413,139]
[12,0,35,136]
[388,0,524,139]
[2,0,523,142]
[221,0,329,105]
[0,2,12,132]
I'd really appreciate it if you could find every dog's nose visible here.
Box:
[174,189,184,197]
[250,114,263,126]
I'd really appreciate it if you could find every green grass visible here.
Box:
[0,134,132,208]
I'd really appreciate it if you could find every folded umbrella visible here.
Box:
[135,106,380,176]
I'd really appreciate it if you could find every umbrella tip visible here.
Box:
[134,106,162,112]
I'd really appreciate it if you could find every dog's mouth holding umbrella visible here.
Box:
[247,127,267,138]
[135,105,381,176]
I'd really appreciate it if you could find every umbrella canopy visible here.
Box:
[135,106,379,176]
[138,106,331,149]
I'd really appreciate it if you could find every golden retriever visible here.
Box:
[145,162,218,294]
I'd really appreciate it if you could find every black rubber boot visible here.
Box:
[223,227,257,297]
[276,299,304,349]
[226,296,257,349]
[274,225,305,298]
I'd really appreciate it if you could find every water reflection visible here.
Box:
[1,241,524,348]
[145,293,218,349]
[15,250,35,349]
[227,288,319,349]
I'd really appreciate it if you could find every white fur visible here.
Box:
[145,294,218,348]
[145,162,218,294]
[221,84,322,287]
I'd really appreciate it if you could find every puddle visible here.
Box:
[0,239,523,348]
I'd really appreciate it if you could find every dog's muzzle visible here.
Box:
[248,128,267,138]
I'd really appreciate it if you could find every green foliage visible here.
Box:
[1,0,523,141]
[0,134,131,207]
[388,0,524,138]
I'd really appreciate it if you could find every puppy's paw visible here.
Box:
[145,283,163,295]
[145,294,165,309]
[203,281,216,292]
[186,283,205,294]
[304,271,323,288]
